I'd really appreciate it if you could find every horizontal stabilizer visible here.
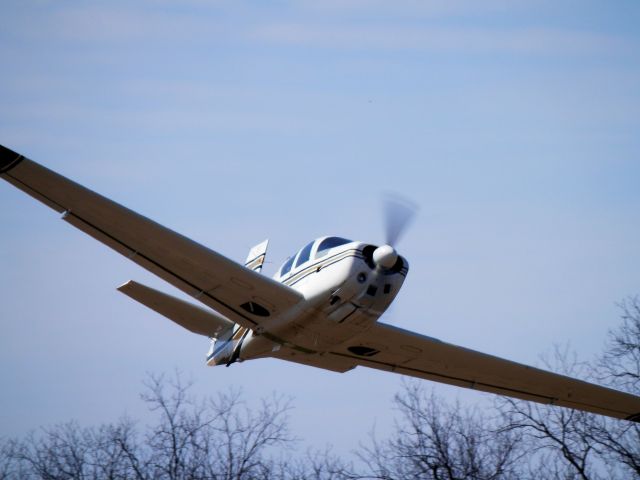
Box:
[118,280,234,337]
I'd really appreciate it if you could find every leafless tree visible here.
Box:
[1,372,294,480]
[497,313,640,480]
[498,401,601,480]
[136,373,292,479]
[0,439,22,480]
[585,415,640,479]
[599,297,640,393]
[0,419,140,480]
[270,448,353,480]
[588,297,640,477]
[496,345,606,480]
[356,382,525,480]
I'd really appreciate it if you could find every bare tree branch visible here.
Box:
[358,381,525,480]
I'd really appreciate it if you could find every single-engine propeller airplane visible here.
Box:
[2,144,640,422]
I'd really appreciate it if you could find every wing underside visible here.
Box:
[321,322,640,422]
[0,145,303,330]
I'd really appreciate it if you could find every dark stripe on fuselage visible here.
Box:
[282,248,363,287]
[280,248,407,288]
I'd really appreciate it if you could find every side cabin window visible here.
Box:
[279,256,295,277]
[315,237,352,259]
[294,241,314,269]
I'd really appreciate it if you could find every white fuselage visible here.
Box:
[207,238,408,366]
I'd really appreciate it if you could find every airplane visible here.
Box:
[2,143,640,423]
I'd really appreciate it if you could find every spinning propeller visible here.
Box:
[372,193,418,270]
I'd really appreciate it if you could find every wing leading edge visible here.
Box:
[327,321,640,422]
[0,145,303,330]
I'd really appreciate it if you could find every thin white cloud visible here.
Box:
[6,3,627,57]
[12,4,228,43]
[292,0,522,17]
[252,23,626,56]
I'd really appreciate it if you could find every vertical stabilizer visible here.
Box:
[245,239,269,273]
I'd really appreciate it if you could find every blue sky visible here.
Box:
[1,1,640,453]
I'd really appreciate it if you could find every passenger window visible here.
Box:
[279,256,295,277]
[295,241,314,268]
[315,237,352,259]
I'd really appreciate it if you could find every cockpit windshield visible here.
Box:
[295,241,314,268]
[279,255,295,277]
[278,237,353,278]
[315,237,352,259]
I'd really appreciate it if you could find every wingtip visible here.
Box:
[625,412,640,423]
[0,144,24,173]
[116,280,136,292]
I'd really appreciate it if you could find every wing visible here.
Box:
[0,145,303,330]
[327,321,640,422]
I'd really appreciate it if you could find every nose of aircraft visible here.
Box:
[372,244,398,269]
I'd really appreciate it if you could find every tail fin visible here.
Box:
[244,239,269,273]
